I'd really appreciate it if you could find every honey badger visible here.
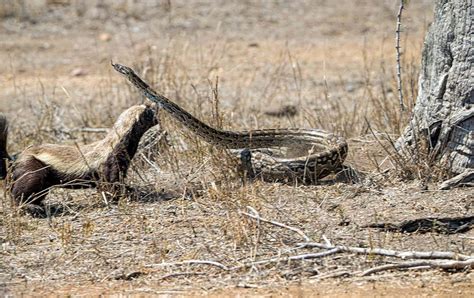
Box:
[0,104,159,208]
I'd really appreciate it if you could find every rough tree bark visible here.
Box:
[397,0,473,186]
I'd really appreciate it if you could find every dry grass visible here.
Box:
[0,0,473,296]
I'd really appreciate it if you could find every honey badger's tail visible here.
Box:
[0,113,11,179]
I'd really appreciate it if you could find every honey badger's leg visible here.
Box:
[11,157,52,206]
[99,147,133,197]
[102,146,131,186]
[101,122,147,196]
[0,114,50,212]
[100,107,157,195]
[0,113,11,179]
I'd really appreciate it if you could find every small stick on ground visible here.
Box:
[322,234,332,246]
[231,248,341,270]
[242,206,311,242]
[362,259,474,276]
[298,242,473,261]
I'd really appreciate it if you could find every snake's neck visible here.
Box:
[128,72,298,149]
[143,88,250,148]
[126,71,241,147]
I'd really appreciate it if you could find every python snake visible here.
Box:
[112,62,348,182]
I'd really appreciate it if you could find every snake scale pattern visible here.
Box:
[112,62,348,182]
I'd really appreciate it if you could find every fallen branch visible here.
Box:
[241,206,311,242]
[141,242,472,278]
[231,248,341,270]
[439,169,474,190]
[298,242,472,261]
[362,258,474,276]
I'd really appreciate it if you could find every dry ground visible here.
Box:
[0,0,473,296]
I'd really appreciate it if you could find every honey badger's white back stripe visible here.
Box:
[24,105,148,177]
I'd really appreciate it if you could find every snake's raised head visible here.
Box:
[111,61,134,76]
[111,61,151,91]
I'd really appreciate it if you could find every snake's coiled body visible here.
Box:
[112,63,348,182]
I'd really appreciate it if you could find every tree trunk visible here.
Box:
[398,0,473,180]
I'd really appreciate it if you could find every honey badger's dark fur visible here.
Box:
[0,104,158,207]
[0,114,10,179]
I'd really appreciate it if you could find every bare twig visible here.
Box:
[100,191,109,206]
[242,206,311,242]
[322,234,332,246]
[298,242,473,261]
[231,248,341,270]
[139,241,472,276]
[396,0,405,111]
[362,258,474,276]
